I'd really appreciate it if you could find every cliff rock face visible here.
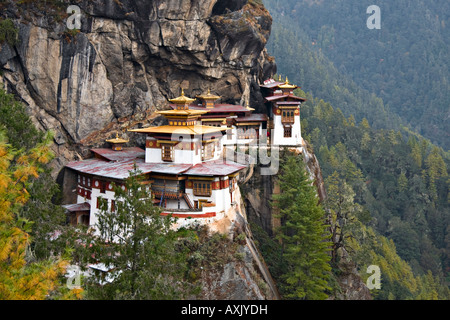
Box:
[243,142,327,236]
[0,0,369,300]
[0,0,278,300]
[0,0,276,176]
[199,210,280,300]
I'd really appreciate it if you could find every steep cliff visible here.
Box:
[0,0,276,177]
[0,0,370,300]
[0,0,278,300]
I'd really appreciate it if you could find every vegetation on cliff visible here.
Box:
[271,153,332,299]
[260,0,449,299]
[1,0,448,301]
[300,87,449,299]
[0,87,79,299]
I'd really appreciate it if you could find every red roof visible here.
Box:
[67,158,192,180]
[91,147,145,162]
[170,103,251,113]
[67,157,246,180]
[235,113,268,122]
[260,79,285,88]
[276,101,302,106]
[183,160,247,176]
[62,202,91,212]
[265,94,306,102]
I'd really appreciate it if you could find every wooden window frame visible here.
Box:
[161,144,174,162]
[193,181,212,197]
[97,197,107,209]
[281,110,295,123]
[283,126,292,138]
[202,142,215,160]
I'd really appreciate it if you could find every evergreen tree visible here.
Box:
[425,146,448,202]
[0,87,79,299]
[0,86,44,151]
[272,154,331,300]
[0,130,78,299]
[0,86,68,261]
[82,166,193,300]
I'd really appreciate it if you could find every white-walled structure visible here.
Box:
[260,77,306,147]
[63,80,306,231]
[64,90,247,230]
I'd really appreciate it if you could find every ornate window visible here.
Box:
[161,144,174,162]
[283,126,292,138]
[202,142,215,160]
[193,181,212,196]
[281,110,294,123]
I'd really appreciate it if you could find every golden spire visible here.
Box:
[278,76,297,89]
[106,131,129,150]
[169,88,195,105]
[196,87,220,99]
[278,74,282,81]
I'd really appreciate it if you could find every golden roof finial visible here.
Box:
[207,88,211,94]
[169,88,196,105]
[285,76,289,84]
[278,74,282,81]
[106,131,129,144]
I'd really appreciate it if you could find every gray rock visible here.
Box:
[0,0,276,176]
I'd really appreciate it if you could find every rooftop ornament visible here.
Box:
[106,132,129,151]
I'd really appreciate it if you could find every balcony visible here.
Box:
[151,182,184,199]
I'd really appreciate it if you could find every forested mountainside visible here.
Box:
[1,0,449,301]
[298,90,449,299]
[264,0,450,150]
[262,0,450,298]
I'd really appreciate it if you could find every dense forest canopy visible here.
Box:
[264,0,450,150]
[261,0,450,298]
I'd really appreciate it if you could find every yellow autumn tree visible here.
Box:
[0,130,80,299]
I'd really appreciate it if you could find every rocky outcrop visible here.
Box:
[198,208,280,300]
[329,247,372,300]
[0,0,276,176]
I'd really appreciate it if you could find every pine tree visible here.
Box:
[0,130,77,299]
[82,166,193,300]
[0,86,68,261]
[0,86,44,151]
[425,146,448,202]
[272,154,331,300]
